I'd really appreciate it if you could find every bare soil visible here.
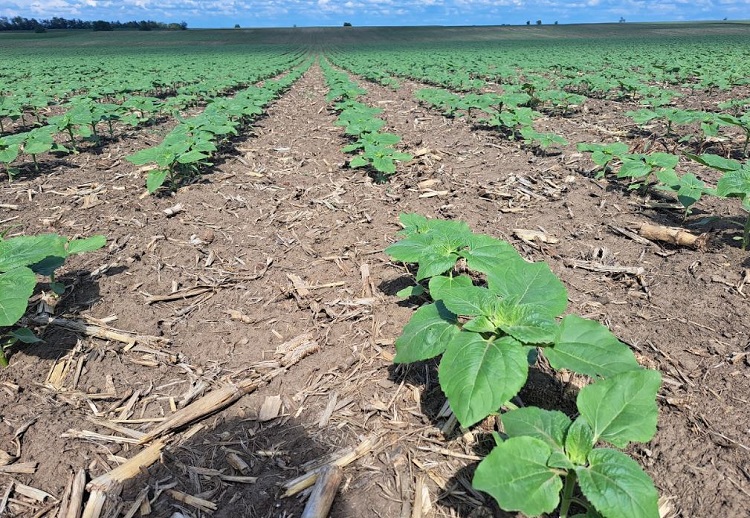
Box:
[1,60,750,518]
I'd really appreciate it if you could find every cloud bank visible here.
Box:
[1,0,747,27]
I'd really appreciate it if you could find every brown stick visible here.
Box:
[63,469,86,518]
[637,223,707,249]
[82,440,166,518]
[563,258,645,276]
[300,465,344,518]
[29,315,166,347]
[137,381,257,444]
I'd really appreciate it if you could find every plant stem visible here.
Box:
[743,214,750,251]
[559,471,578,518]
[0,350,7,367]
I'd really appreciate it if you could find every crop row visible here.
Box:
[127,59,314,193]
[0,54,308,181]
[320,59,411,181]
[0,47,306,134]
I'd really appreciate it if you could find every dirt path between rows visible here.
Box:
[1,61,749,517]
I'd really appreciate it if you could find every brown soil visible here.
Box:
[1,61,750,518]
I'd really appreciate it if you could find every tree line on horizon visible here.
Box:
[0,16,188,32]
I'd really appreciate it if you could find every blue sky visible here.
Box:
[1,0,748,28]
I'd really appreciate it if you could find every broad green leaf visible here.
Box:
[487,260,568,318]
[646,152,679,169]
[462,315,496,333]
[618,157,651,179]
[126,147,161,166]
[546,315,640,378]
[146,169,169,193]
[10,327,43,344]
[577,369,661,448]
[440,285,495,317]
[460,233,522,274]
[349,155,369,168]
[576,449,659,518]
[394,302,459,363]
[493,303,558,345]
[427,274,472,301]
[0,267,36,327]
[395,285,425,298]
[372,156,396,174]
[385,233,432,263]
[473,436,562,516]
[0,235,67,272]
[176,150,210,164]
[440,334,528,427]
[687,153,742,172]
[565,416,595,465]
[502,407,572,453]
[415,252,459,281]
[398,213,429,235]
[547,450,575,470]
[677,173,708,208]
[717,168,750,200]
[67,235,106,255]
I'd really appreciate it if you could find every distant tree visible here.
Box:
[234,23,241,28]
[619,17,626,23]
[536,19,542,25]
[343,22,352,26]
[92,20,113,31]
[526,20,530,25]
[554,21,558,25]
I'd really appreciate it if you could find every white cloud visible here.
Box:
[1,0,747,25]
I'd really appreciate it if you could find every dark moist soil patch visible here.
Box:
[1,62,749,518]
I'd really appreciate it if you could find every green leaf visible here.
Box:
[394,302,459,363]
[398,213,429,235]
[462,315,496,333]
[415,252,459,281]
[427,275,473,302]
[502,407,572,453]
[0,267,36,327]
[126,147,162,166]
[577,369,661,448]
[49,281,66,295]
[676,173,707,208]
[565,416,595,465]
[576,449,659,518]
[349,155,369,168]
[687,153,742,172]
[395,285,425,298]
[546,315,640,378]
[473,436,562,516]
[67,235,106,255]
[440,285,495,317]
[486,260,568,318]
[10,327,43,344]
[460,233,522,274]
[385,233,432,264]
[440,334,528,427]
[146,169,169,193]
[618,157,651,179]
[0,234,67,272]
[493,303,558,344]
[717,168,750,200]
[176,149,210,164]
[372,156,396,174]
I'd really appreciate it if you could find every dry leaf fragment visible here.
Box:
[513,229,559,244]
[258,395,283,422]
[0,450,17,466]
